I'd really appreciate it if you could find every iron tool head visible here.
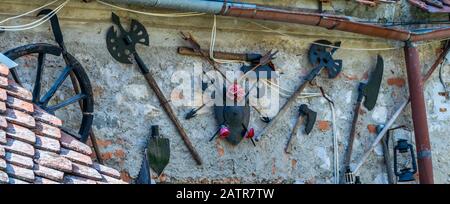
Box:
[299,104,317,135]
[106,12,149,64]
[308,40,343,79]
[361,55,384,110]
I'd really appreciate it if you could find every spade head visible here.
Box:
[308,40,343,79]
[106,12,149,64]
[147,126,170,176]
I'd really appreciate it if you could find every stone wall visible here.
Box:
[0,0,449,183]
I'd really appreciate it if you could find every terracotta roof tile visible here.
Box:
[5,152,33,169]
[6,163,35,182]
[0,170,8,183]
[34,164,64,182]
[0,130,5,144]
[35,121,61,139]
[35,135,60,153]
[6,109,35,129]
[0,64,10,77]
[0,116,7,130]
[99,174,128,184]
[8,177,30,184]
[6,80,32,102]
[6,123,36,144]
[0,89,6,101]
[60,148,92,166]
[35,176,60,184]
[6,95,34,114]
[0,146,4,158]
[34,149,72,173]
[0,158,5,170]
[0,76,7,89]
[4,138,35,157]
[33,105,62,127]
[60,131,92,155]
[0,101,5,114]
[93,162,121,179]
[63,175,97,184]
[71,163,102,181]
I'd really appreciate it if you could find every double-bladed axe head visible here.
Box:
[299,104,317,135]
[360,55,384,111]
[308,40,343,79]
[106,12,149,64]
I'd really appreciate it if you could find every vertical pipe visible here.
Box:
[404,42,434,184]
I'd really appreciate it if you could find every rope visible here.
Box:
[96,0,205,17]
[0,0,59,24]
[0,0,69,31]
[209,15,246,64]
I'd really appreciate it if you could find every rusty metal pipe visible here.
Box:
[404,42,434,184]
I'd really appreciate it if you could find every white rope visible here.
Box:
[96,0,205,17]
[209,15,245,64]
[0,0,59,24]
[0,0,69,31]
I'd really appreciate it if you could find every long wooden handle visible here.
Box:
[178,47,260,62]
[285,115,304,154]
[343,98,363,169]
[143,73,203,165]
[255,79,309,141]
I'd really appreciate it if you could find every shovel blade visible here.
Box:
[147,137,170,176]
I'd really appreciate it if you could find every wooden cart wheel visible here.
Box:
[3,43,94,143]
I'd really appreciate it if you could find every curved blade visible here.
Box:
[362,55,384,110]
[37,9,65,49]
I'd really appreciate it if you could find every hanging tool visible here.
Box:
[136,148,152,184]
[285,104,317,154]
[178,47,263,63]
[147,125,170,176]
[343,55,384,184]
[255,40,342,141]
[377,125,396,184]
[353,42,450,175]
[36,9,102,163]
[106,12,202,165]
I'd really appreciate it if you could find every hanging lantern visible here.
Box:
[393,139,417,182]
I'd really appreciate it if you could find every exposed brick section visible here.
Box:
[317,120,331,132]
[33,105,62,127]
[5,152,33,169]
[367,124,378,134]
[0,64,10,77]
[0,130,5,144]
[34,164,64,182]
[0,89,6,102]
[60,131,92,155]
[0,146,4,158]
[8,177,30,184]
[0,76,7,89]
[6,109,35,129]
[99,174,127,184]
[0,116,7,130]
[6,80,32,102]
[71,163,102,181]
[6,123,36,144]
[35,176,60,184]
[35,135,61,153]
[34,149,72,173]
[4,138,35,157]
[0,170,8,184]
[34,121,61,139]
[0,101,5,113]
[60,148,93,166]
[6,96,34,113]
[92,162,121,179]
[0,158,5,170]
[63,175,97,184]
[387,77,406,87]
[6,163,35,182]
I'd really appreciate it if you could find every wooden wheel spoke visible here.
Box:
[39,65,73,106]
[46,93,87,112]
[32,53,46,103]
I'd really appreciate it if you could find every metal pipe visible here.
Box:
[104,0,450,42]
[404,42,434,184]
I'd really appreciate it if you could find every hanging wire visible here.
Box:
[0,0,69,31]
[96,0,205,17]
[0,0,59,24]
[209,15,246,64]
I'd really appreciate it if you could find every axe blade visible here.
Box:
[362,55,384,111]
[299,104,317,135]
